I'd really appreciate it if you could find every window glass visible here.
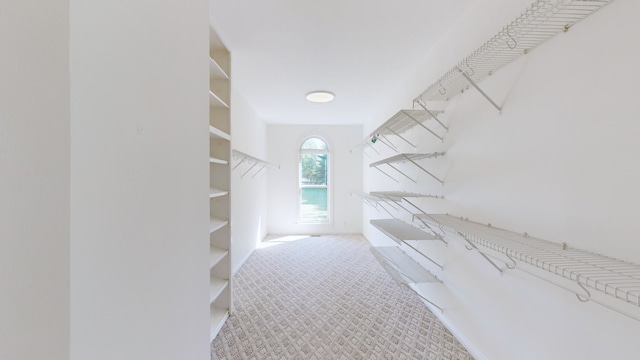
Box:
[301,137,328,150]
[299,137,329,223]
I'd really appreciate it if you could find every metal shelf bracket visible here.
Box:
[458,68,502,113]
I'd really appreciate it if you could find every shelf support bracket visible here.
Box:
[413,100,448,131]
[401,154,444,184]
[231,158,246,171]
[458,68,502,113]
[385,126,416,148]
[372,166,400,183]
[401,241,444,270]
[251,164,268,178]
[366,143,380,156]
[386,163,417,184]
[402,198,447,245]
[374,135,397,152]
[373,194,415,215]
[402,110,443,141]
[376,202,396,218]
[241,162,259,178]
[458,232,503,275]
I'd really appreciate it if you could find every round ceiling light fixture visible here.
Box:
[306,91,335,103]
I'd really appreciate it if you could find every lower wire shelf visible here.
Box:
[370,219,439,243]
[370,219,445,269]
[371,246,444,312]
[416,213,640,320]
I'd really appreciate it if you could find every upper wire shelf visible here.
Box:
[414,0,613,105]
[370,152,446,184]
[417,214,640,315]
[369,109,447,150]
[231,149,279,179]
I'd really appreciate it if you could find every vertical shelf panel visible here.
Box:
[209,25,232,342]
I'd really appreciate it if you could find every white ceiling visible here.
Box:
[209,0,475,125]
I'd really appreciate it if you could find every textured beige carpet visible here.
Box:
[211,234,474,360]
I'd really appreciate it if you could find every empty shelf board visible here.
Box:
[371,246,440,284]
[417,214,640,307]
[369,153,445,168]
[370,219,439,243]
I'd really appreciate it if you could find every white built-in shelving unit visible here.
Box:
[209,26,232,341]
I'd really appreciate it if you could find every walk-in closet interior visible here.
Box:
[3,0,640,359]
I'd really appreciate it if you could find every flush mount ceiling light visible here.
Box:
[306,91,335,103]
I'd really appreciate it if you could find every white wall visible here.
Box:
[267,125,362,235]
[0,1,70,359]
[363,0,640,359]
[230,90,269,273]
[70,0,210,359]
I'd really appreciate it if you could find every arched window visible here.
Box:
[299,137,330,223]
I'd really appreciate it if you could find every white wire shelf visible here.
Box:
[371,191,443,202]
[369,152,445,167]
[371,246,440,283]
[371,246,443,312]
[369,152,446,184]
[416,214,640,312]
[371,191,444,219]
[371,219,444,269]
[351,191,387,203]
[414,0,613,109]
[368,109,447,150]
[370,219,440,243]
[350,191,400,218]
[231,149,279,179]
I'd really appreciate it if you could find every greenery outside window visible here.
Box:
[299,137,329,223]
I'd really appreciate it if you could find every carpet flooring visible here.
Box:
[211,234,474,360]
